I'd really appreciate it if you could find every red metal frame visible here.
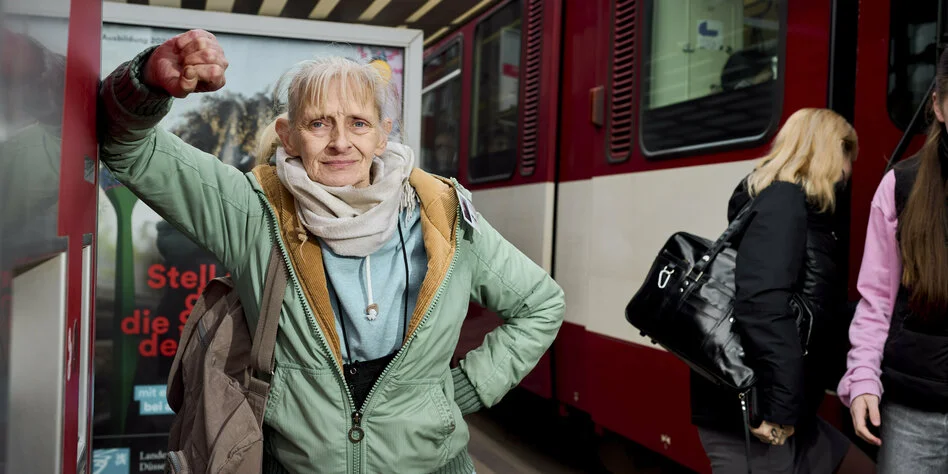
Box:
[57,0,101,469]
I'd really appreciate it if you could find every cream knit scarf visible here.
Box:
[274,142,417,257]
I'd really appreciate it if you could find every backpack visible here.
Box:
[164,246,287,474]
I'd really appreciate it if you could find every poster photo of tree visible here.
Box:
[93,5,421,472]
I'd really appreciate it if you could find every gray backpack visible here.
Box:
[165,247,287,473]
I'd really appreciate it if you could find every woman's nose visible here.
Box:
[330,126,352,152]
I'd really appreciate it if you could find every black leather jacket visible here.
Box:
[690,178,847,432]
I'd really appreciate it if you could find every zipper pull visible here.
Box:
[348,411,364,443]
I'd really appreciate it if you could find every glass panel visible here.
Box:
[469,0,522,182]
[887,0,938,130]
[641,0,782,155]
[78,245,93,466]
[421,42,462,178]
[423,41,461,88]
[1,10,71,471]
[8,253,68,473]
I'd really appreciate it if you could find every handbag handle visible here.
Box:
[693,200,755,274]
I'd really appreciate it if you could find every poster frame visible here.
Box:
[102,2,425,153]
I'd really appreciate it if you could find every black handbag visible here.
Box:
[624,200,814,473]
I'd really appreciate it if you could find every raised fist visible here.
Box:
[142,29,228,99]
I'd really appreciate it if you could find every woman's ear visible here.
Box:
[276,116,298,156]
[934,92,947,123]
[374,118,393,156]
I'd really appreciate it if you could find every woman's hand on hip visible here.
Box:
[751,420,794,446]
[851,393,882,446]
[143,29,228,98]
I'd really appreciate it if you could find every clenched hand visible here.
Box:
[142,29,228,99]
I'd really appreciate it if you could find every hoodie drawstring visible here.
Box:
[364,255,379,320]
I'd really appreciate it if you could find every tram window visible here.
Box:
[469,0,522,182]
[640,0,783,156]
[887,0,938,131]
[421,40,462,178]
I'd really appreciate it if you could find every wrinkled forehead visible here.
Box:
[294,76,379,122]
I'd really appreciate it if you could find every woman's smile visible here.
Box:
[322,159,360,170]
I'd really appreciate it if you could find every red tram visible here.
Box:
[420,0,940,471]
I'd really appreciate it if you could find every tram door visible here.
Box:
[0,0,101,470]
[848,0,940,292]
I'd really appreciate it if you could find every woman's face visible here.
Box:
[838,130,858,183]
[840,158,853,182]
[277,80,391,188]
[841,143,854,181]
[933,92,948,127]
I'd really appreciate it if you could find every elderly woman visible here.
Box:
[99,30,565,473]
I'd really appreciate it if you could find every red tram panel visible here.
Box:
[424,0,935,472]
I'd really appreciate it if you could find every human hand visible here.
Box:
[751,420,795,446]
[851,393,882,446]
[142,29,228,98]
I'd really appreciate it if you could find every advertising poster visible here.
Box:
[93,21,406,472]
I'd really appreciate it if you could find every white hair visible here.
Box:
[254,55,402,165]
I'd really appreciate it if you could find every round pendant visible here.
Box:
[348,426,364,443]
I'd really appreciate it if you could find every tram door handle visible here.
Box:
[590,86,605,127]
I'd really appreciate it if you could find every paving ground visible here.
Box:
[464,389,698,473]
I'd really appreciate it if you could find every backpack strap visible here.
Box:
[167,278,235,412]
[251,245,289,375]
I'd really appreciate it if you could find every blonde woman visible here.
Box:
[98,30,564,473]
[690,109,874,473]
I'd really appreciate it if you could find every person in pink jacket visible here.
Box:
[838,48,948,473]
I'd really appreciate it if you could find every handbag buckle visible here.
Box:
[658,266,675,289]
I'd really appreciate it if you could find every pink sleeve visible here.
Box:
[836,170,902,407]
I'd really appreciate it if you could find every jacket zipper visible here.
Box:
[166,451,184,474]
[357,178,465,419]
[348,204,461,472]
[358,217,461,414]
[260,197,362,470]
[261,192,463,473]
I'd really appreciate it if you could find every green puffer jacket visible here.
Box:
[99,50,565,474]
